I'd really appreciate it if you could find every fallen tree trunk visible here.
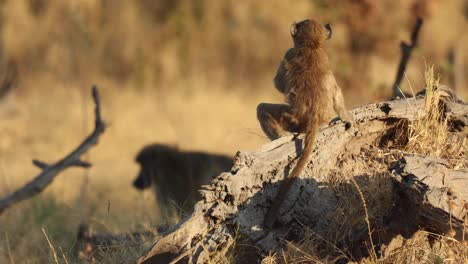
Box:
[138,92,467,264]
[391,155,467,242]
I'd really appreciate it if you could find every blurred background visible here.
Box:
[0,0,466,262]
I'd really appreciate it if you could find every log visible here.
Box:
[138,92,467,264]
[390,155,467,241]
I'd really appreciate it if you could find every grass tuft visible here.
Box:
[405,65,466,165]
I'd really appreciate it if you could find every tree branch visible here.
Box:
[392,17,423,97]
[0,86,106,214]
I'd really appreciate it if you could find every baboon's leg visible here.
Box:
[257,103,300,140]
[333,88,352,124]
[156,188,179,224]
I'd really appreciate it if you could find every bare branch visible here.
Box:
[392,17,423,97]
[32,159,92,169]
[32,160,49,169]
[0,86,106,214]
[72,160,92,168]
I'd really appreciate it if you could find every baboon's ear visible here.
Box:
[324,23,332,40]
[290,21,297,37]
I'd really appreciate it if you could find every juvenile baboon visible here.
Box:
[257,19,353,228]
[133,143,233,222]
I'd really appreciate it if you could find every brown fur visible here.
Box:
[133,144,233,222]
[257,19,353,228]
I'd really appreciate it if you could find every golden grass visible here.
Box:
[406,66,466,165]
[42,228,60,264]
[369,231,467,264]
[261,252,278,264]
[349,177,376,261]
[262,232,467,264]
[1,0,467,102]
[279,229,348,264]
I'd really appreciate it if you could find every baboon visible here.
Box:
[133,143,233,222]
[257,19,353,228]
[0,60,17,100]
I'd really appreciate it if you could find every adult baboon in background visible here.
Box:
[133,143,233,222]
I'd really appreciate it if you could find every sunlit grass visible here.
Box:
[405,66,466,165]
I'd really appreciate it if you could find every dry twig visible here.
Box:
[0,86,106,214]
[392,17,423,97]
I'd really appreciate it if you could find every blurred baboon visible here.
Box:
[0,60,18,118]
[257,19,353,227]
[0,60,17,100]
[133,143,233,222]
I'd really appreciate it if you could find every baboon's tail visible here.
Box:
[264,116,320,228]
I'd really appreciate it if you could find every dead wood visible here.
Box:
[390,155,467,241]
[392,17,423,97]
[138,92,467,264]
[0,86,106,214]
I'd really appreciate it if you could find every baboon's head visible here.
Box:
[133,144,179,190]
[290,19,332,48]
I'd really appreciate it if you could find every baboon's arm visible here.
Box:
[327,72,353,125]
[273,48,295,94]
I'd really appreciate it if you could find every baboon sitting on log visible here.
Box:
[257,19,353,227]
[133,143,233,222]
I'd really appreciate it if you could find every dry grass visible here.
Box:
[406,65,466,166]
[261,252,278,264]
[279,229,349,264]
[263,230,467,264]
[367,231,467,264]
[349,177,377,262]
[0,0,466,101]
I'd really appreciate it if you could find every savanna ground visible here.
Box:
[0,1,467,263]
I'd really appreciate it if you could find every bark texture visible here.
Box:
[138,94,467,264]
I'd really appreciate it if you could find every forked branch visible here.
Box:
[0,86,106,214]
